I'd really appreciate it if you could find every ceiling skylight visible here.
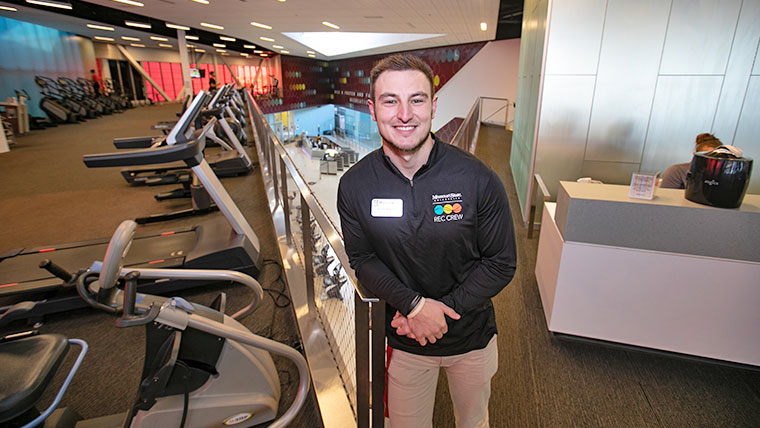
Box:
[282,32,444,57]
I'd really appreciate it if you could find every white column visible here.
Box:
[213,54,219,86]
[176,29,193,101]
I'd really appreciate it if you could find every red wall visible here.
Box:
[142,62,273,102]
[142,42,486,109]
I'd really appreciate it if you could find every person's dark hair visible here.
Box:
[370,54,434,101]
[694,133,722,152]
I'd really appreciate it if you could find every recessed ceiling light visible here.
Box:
[125,20,151,29]
[201,22,224,30]
[185,35,199,40]
[308,54,315,58]
[280,50,289,54]
[260,36,274,42]
[277,0,285,2]
[150,36,169,41]
[253,50,263,53]
[0,5,18,11]
[480,22,487,31]
[93,36,114,41]
[220,36,236,42]
[322,21,340,30]
[25,0,72,9]
[213,43,225,48]
[159,44,173,48]
[186,44,195,48]
[272,44,283,49]
[250,22,272,30]
[166,23,190,31]
[240,53,248,56]
[87,24,115,31]
[260,54,268,57]
[243,44,255,49]
[130,43,145,47]
[110,0,143,6]
[121,36,140,41]
[306,50,315,54]
[195,48,205,52]
[216,49,226,53]
[191,0,209,4]
[221,53,229,56]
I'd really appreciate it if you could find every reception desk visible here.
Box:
[535,181,760,367]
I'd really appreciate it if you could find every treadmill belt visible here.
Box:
[0,231,197,296]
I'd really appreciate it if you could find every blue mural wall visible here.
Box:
[334,106,381,150]
[291,105,334,136]
[0,17,85,117]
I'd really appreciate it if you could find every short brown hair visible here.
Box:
[694,133,722,152]
[370,54,435,101]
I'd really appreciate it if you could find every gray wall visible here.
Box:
[513,0,760,216]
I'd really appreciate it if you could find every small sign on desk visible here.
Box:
[629,172,658,200]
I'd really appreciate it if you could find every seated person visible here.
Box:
[661,133,722,189]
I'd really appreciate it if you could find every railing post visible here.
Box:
[271,144,280,207]
[371,301,386,427]
[301,195,315,311]
[281,157,291,245]
[356,295,370,428]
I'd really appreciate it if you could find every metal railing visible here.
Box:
[450,96,481,153]
[479,97,511,128]
[451,97,511,154]
[244,90,385,428]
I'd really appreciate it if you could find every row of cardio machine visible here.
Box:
[32,76,133,126]
[0,87,310,427]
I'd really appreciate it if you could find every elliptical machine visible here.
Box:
[0,220,310,428]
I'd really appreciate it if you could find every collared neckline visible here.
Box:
[379,133,444,180]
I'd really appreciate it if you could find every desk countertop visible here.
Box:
[554,181,760,262]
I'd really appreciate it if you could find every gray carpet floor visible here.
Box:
[0,104,322,427]
[1,110,758,428]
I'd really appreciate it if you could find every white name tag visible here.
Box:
[371,199,403,217]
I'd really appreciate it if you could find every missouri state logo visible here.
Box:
[431,192,464,223]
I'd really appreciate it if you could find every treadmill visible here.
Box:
[0,92,263,320]
[118,85,252,186]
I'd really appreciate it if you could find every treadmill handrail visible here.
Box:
[84,118,218,168]
[167,91,209,146]
[208,84,228,107]
[83,138,204,168]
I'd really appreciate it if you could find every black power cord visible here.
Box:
[176,360,191,428]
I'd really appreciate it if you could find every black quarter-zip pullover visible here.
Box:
[338,134,517,356]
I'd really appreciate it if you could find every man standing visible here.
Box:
[90,69,102,94]
[337,54,517,428]
[209,71,217,91]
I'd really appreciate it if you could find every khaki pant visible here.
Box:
[387,335,498,428]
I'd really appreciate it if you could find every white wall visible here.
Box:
[78,38,97,76]
[432,39,521,131]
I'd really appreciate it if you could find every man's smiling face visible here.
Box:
[369,69,437,154]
